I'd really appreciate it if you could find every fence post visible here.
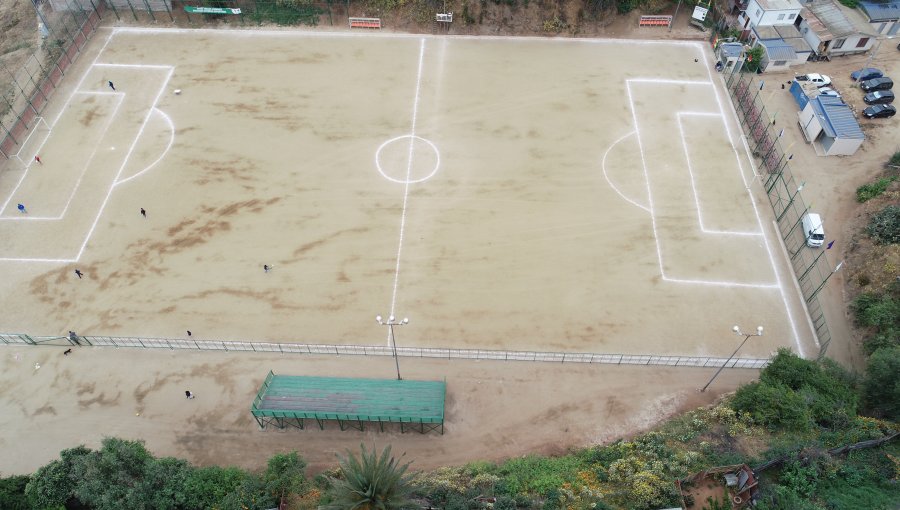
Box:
[141,0,157,21]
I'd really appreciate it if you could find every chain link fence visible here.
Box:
[725,70,839,359]
[0,332,770,369]
[0,0,104,161]
[98,0,359,27]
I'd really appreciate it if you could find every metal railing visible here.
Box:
[0,332,770,369]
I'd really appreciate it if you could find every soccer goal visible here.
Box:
[11,116,52,168]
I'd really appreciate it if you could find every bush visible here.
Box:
[856,176,896,203]
[731,381,811,431]
[889,150,900,167]
[867,205,900,245]
[616,0,636,13]
[853,292,900,354]
[863,346,900,420]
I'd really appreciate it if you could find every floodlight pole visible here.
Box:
[376,315,408,380]
[700,325,763,393]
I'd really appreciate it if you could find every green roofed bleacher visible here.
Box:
[250,371,446,434]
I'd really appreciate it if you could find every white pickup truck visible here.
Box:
[796,73,832,87]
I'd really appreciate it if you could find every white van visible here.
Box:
[802,213,825,248]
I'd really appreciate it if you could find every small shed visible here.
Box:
[797,95,864,156]
[717,42,746,73]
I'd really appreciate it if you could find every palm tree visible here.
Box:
[324,444,415,510]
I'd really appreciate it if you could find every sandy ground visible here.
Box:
[0,28,815,360]
[0,344,759,475]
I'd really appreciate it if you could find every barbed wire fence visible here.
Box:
[0,332,770,369]
[725,70,842,360]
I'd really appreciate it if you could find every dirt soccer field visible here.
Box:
[0,28,815,359]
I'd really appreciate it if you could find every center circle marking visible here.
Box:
[375,134,440,184]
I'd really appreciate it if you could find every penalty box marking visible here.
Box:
[625,78,776,289]
[0,60,174,263]
[0,92,125,219]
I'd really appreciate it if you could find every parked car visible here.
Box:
[864,90,895,105]
[796,73,832,87]
[851,68,883,81]
[862,104,897,119]
[861,77,894,92]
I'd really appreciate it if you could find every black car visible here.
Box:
[863,104,897,119]
[864,90,895,105]
[861,77,893,92]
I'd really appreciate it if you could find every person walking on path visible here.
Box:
[74,269,83,279]
[108,80,116,91]
[34,155,42,165]
[140,207,146,218]
[17,203,26,214]
[185,390,194,399]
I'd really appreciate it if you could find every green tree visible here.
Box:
[324,444,414,510]
[25,445,91,509]
[264,451,309,502]
[0,475,30,510]
[863,346,900,420]
[182,466,247,510]
[731,381,810,431]
[745,46,764,72]
[72,438,156,509]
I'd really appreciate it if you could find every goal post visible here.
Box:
[11,116,52,167]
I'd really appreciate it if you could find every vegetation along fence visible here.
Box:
[0,333,770,369]
[88,0,374,28]
[725,70,840,360]
[0,0,105,160]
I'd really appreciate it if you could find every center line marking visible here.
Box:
[387,38,426,341]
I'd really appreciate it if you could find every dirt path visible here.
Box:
[0,345,758,475]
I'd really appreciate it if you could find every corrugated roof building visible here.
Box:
[798,95,864,156]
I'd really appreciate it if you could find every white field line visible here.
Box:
[0,93,125,220]
[73,67,174,261]
[109,26,702,47]
[51,30,116,127]
[11,117,50,159]
[699,56,808,355]
[601,130,650,213]
[625,78,779,289]
[676,113,763,237]
[0,31,116,219]
[387,38,426,336]
[94,63,174,69]
[114,108,175,187]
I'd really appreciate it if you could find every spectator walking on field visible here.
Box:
[74,269,83,279]
[185,390,194,399]
[108,81,115,91]
[34,155,42,165]
[140,207,146,218]
[17,203,26,214]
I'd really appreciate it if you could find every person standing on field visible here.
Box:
[108,81,116,91]
[140,208,146,218]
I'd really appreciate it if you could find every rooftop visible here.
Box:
[858,0,900,22]
[761,39,799,60]
[810,96,865,140]
[804,0,876,38]
[755,0,803,10]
